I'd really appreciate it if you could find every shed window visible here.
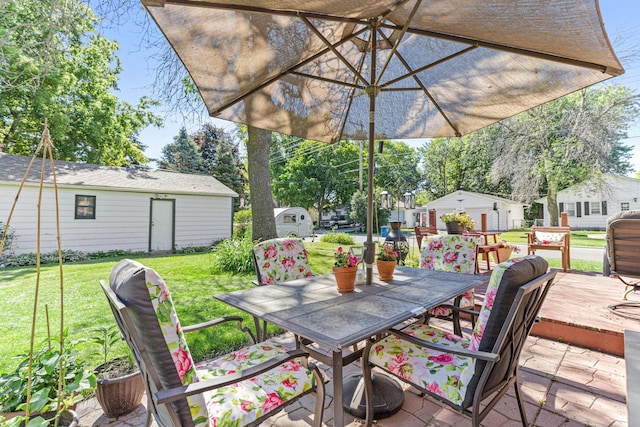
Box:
[75,195,96,219]
[621,202,630,211]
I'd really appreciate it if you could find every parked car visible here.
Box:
[321,214,355,229]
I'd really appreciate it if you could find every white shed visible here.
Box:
[535,174,640,229]
[274,207,314,238]
[0,153,237,255]
[423,190,525,231]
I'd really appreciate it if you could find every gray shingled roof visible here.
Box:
[0,153,237,197]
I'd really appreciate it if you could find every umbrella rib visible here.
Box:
[151,0,369,25]
[375,0,423,86]
[288,72,363,90]
[337,51,370,141]
[377,30,463,136]
[379,23,622,75]
[300,16,369,87]
[209,26,369,116]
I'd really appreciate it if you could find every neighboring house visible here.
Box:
[0,153,237,255]
[421,190,525,231]
[535,174,640,229]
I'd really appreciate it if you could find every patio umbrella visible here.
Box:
[141,0,623,284]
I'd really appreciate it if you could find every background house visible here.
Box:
[535,174,640,229]
[0,153,237,255]
[421,190,525,231]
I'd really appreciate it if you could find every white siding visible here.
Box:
[0,183,233,255]
[537,175,640,229]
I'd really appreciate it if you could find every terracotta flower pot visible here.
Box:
[493,247,513,263]
[333,266,357,293]
[376,260,396,281]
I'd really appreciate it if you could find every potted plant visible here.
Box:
[376,244,397,281]
[333,247,360,293]
[90,326,144,418]
[494,238,521,262]
[440,211,475,234]
[0,332,96,426]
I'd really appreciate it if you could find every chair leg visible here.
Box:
[513,378,529,426]
[312,367,325,427]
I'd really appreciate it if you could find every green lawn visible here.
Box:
[0,235,604,373]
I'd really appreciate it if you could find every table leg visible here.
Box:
[332,350,344,427]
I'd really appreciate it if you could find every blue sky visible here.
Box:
[107,2,640,173]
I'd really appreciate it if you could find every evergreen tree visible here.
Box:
[159,127,205,173]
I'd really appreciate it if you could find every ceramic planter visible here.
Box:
[333,266,357,293]
[376,260,396,281]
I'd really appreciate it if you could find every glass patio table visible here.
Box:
[215,266,487,427]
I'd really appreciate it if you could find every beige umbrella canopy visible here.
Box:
[142,0,623,283]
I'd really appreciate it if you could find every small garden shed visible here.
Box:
[0,153,237,255]
[422,190,525,231]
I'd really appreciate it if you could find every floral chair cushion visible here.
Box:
[535,232,565,245]
[368,323,474,405]
[144,267,316,427]
[420,235,479,316]
[144,267,209,425]
[197,340,316,426]
[368,257,527,407]
[253,238,313,285]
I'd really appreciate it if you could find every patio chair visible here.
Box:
[604,211,640,319]
[419,234,479,335]
[362,255,555,427]
[252,237,313,286]
[100,259,325,427]
[251,237,314,340]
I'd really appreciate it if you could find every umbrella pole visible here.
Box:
[365,27,378,286]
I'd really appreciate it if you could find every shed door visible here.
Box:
[150,199,175,253]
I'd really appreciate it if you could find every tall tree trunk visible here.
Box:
[546,181,559,226]
[247,126,276,241]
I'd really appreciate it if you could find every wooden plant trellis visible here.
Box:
[0,120,67,421]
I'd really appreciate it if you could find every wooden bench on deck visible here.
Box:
[527,226,571,271]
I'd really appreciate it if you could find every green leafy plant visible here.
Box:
[333,247,360,268]
[89,326,137,380]
[440,211,476,231]
[320,232,355,245]
[376,244,398,262]
[210,235,255,273]
[0,331,96,415]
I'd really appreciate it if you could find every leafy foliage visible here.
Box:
[0,332,96,413]
[0,0,161,166]
[319,233,355,245]
[210,236,255,274]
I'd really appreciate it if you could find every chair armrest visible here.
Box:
[387,327,499,362]
[437,303,480,319]
[183,315,256,344]
[155,349,312,404]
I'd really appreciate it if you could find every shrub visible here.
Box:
[320,232,355,245]
[210,235,256,274]
[233,209,252,239]
[0,221,16,256]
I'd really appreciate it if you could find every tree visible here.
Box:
[246,126,277,241]
[159,127,205,173]
[271,140,359,224]
[490,85,639,225]
[192,123,247,210]
[0,0,161,166]
[375,140,421,195]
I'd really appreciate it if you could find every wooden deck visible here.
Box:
[475,268,640,356]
